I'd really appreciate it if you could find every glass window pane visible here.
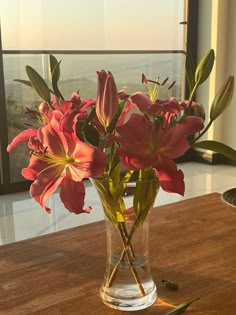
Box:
[4,52,185,183]
[0,0,185,50]
[4,55,43,182]
[0,0,187,186]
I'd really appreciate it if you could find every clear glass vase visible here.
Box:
[93,177,158,311]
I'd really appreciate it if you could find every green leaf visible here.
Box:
[49,55,60,82]
[82,123,100,147]
[165,298,200,315]
[195,49,215,85]
[110,162,122,180]
[26,65,51,103]
[111,170,133,201]
[192,140,236,161]
[162,279,179,291]
[133,169,159,226]
[106,100,126,133]
[15,78,55,96]
[80,108,99,145]
[92,179,118,224]
[14,79,32,88]
[106,143,120,176]
[75,120,84,141]
[85,107,97,124]
[185,45,196,94]
[49,55,64,101]
[93,178,125,224]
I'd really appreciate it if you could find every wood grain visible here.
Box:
[0,193,236,314]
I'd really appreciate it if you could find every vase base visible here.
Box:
[100,285,157,311]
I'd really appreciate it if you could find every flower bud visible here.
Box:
[210,75,234,120]
[96,70,119,128]
[195,49,215,85]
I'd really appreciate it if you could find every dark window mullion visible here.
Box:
[185,0,199,99]
[187,0,198,65]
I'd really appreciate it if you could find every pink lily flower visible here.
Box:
[38,93,89,125]
[115,113,204,195]
[8,111,106,214]
[96,70,119,128]
[52,93,82,114]
[179,100,205,119]
[129,92,181,117]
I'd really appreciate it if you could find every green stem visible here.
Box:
[189,81,200,105]
[118,224,145,296]
[107,143,116,174]
[107,223,145,297]
[191,119,214,144]
[121,222,136,258]
[98,135,108,151]
[107,222,138,288]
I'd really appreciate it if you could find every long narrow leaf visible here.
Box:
[49,55,64,101]
[92,179,118,224]
[82,123,100,146]
[93,179,125,224]
[185,46,196,94]
[106,100,126,133]
[133,169,159,227]
[26,65,51,103]
[192,140,236,161]
[14,79,32,88]
[165,298,200,315]
[14,79,55,95]
[49,55,60,82]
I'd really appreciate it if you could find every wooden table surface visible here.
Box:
[0,193,236,315]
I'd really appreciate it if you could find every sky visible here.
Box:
[0,0,185,50]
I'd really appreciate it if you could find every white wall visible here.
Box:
[197,0,236,148]
[222,0,236,148]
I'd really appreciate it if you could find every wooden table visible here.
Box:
[0,193,236,315]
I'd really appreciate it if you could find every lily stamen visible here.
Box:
[168,81,176,89]
[142,73,160,85]
[161,77,169,85]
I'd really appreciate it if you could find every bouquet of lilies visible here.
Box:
[7,50,235,225]
[6,50,236,308]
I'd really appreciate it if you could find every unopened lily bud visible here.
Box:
[195,49,215,85]
[210,75,234,120]
[96,70,119,128]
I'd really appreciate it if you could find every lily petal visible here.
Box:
[71,141,106,180]
[129,92,153,115]
[38,114,68,156]
[7,129,37,152]
[154,158,185,195]
[30,163,65,213]
[60,177,91,214]
[96,70,119,127]
[22,155,48,180]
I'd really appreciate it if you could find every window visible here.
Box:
[0,0,197,194]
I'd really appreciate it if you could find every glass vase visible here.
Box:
[93,178,158,311]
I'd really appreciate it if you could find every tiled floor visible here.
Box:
[1,162,236,245]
